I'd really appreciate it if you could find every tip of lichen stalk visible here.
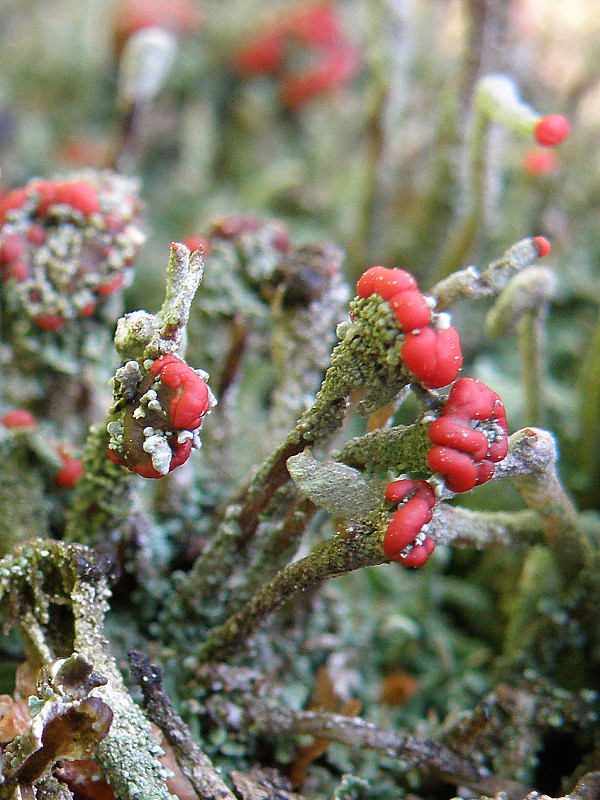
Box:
[533,236,551,258]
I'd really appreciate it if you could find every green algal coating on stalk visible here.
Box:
[194,520,387,665]
[64,423,134,544]
[180,290,415,614]
[0,435,50,553]
[336,420,431,475]
[223,294,412,537]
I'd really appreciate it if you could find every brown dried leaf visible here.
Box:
[289,667,361,789]
[380,671,419,706]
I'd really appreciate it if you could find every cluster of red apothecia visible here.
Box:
[354,254,537,566]
[0,173,142,332]
[108,354,211,479]
[184,214,345,310]
[232,1,361,109]
[427,377,508,493]
[383,479,437,567]
[0,409,83,489]
[381,377,509,567]
[356,265,462,390]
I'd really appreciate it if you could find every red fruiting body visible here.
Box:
[233,29,286,75]
[281,45,360,108]
[26,224,47,245]
[533,236,551,258]
[31,180,57,216]
[33,314,66,332]
[388,289,431,331]
[109,438,194,479]
[534,114,569,147]
[55,453,84,488]
[427,378,508,493]
[475,460,496,486]
[401,326,462,388]
[355,264,461,386]
[234,2,359,106]
[27,179,100,218]
[210,215,262,239]
[134,461,166,480]
[385,496,433,552]
[522,148,558,176]
[0,173,141,334]
[400,537,435,568]
[150,354,210,430]
[97,273,124,296]
[107,447,123,467]
[428,415,489,461]
[112,0,203,54]
[1,409,37,429]
[110,355,211,479]
[169,439,193,470]
[383,479,436,566]
[0,188,29,223]
[182,235,211,255]
[79,302,96,317]
[53,181,101,217]
[9,261,29,282]
[285,2,343,49]
[108,445,166,480]
[0,234,25,265]
[385,478,420,505]
[356,266,417,301]
[427,445,478,493]
[441,377,507,428]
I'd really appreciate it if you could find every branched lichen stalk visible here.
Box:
[195,522,386,665]
[227,495,318,611]
[431,237,542,310]
[497,428,590,580]
[486,266,555,427]
[430,504,545,550]
[434,98,489,280]
[128,650,236,800]
[242,702,491,787]
[576,302,600,493]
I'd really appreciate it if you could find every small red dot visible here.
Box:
[533,236,551,257]
[1,409,37,429]
[534,114,569,147]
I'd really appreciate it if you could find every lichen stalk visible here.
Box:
[336,420,431,473]
[517,310,546,427]
[0,541,174,800]
[431,237,543,311]
[499,428,591,580]
[64,424,135,544]
[195,521,386,665]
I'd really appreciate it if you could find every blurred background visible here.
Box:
[1,0,599,508]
